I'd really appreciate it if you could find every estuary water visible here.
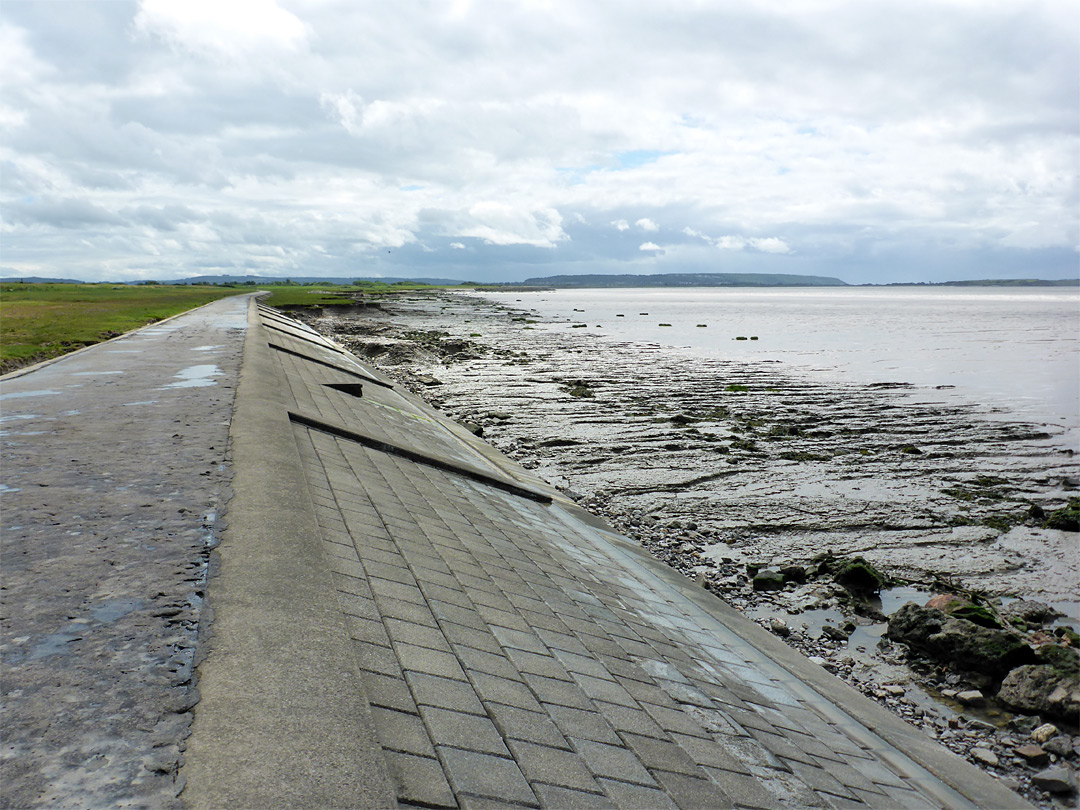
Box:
[491,286,1080,432]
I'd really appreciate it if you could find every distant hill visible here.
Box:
[933,278,1078,287]
[1,275,467,286]
[519,272,848,288]
[169,274,467,286]
[1,276,87,284]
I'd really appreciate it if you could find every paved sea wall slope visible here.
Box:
[182,301,1029,809]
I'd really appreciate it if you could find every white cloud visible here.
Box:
[450,242,466,249]
[133,0,308,59]
[0,0,1075,282]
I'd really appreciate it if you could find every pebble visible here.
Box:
[956,689,985,707]
[1032,723,1059,744]
[1015,744,1051,768]
[970,748,999,767]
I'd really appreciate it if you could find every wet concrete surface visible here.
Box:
[0,296,249,809]
[306,291,1079,807]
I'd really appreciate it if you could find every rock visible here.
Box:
[957,689,985,707]
[808,656,828,667]
[1032,723,1060,744]
[1044,497,1080,531]
[925,593,1003,629]
[415,374,442,386]
[780,565,807,584]
[1044,735,1074,758]
[1031,766,1077,794]
[886,603,1033,678]
[752,569,785,591]
[1002,600,1060,626]
[970,748,999,767]
[883,684,906,697]
[821,625,851,641]
[834,557,886,596]
[769,618,791,637]
[997,665,1080,722]
[1014,744,1050,768]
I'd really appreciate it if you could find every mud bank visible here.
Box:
[301,291,1079,807]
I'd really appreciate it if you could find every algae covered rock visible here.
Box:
[833,557,886,596]
[752,569,785,591]
[1045,497,1080,531]
[998,665,1080,722]
[886,602,1033,678]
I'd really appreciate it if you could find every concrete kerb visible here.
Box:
[180,297,397,810]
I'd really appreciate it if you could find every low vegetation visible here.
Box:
[0,279,448,374]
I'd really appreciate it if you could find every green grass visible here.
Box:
[1,280,459,373]
[1,283,248,373]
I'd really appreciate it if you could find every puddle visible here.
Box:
[121,400,159,406]
[0,390,62,401]
[28,625,84,660]
[193,345,223,352]
[0,414,40,423]
[61,410,80,416]
[91,598,142,624]
[0,484,22,493]
[160,364,222,389]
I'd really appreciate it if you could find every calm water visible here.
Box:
[486,287,1080,431]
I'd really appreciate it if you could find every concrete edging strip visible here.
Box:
[180,297,396,810]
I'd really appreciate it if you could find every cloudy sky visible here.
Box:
[1,0,1077,284]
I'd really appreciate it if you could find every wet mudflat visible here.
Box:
[303,291,1079,806]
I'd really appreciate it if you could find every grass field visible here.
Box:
[0,283,249,373]
[0,281,450,374]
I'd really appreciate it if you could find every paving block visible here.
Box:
[545,704,621,746]
[384,750,457,809]
[592,701,667,739]
[384,617,453,652]
[701,766,784,809]
[487,703,570,750]
[571,738,657,787]
[470,672,542,711]
[523,674,593,711]
[598,778,680,810]
[532,783,615,809]
[437,746,538,807]
[507,739,600,793]
[361,670,418,714]
[651,769,736,810]
[406,671,486,715]
[395,641,468,681]
[619,732,705,777]
[371,706,435,757]
[505,649,573,681]
[491,626,550,656]
[572,673,639,708]
[419,706,510,756]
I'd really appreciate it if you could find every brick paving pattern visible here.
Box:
[256,306,1011,810]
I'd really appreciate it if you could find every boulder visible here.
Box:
[886,603,1033,678]
[1002,600,1060,627]
[997,665,1080,722]
[834,557,886,596]
[780,565,807,584]
[1045,498,1080,531]
[752,569,785,591]
[1031,766,1077,794]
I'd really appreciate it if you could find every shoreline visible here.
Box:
[298,290,1079,806]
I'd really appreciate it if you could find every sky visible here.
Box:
[1,0,1077,284]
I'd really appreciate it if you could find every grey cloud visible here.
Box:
[7,196,125,228]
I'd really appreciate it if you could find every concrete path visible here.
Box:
[181,302,1029,810]
[1,295,249,808]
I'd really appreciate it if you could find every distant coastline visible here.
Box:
[2,272,1077,288]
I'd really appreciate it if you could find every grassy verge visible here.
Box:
[0,283,248,374]
[1,280,462,375]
